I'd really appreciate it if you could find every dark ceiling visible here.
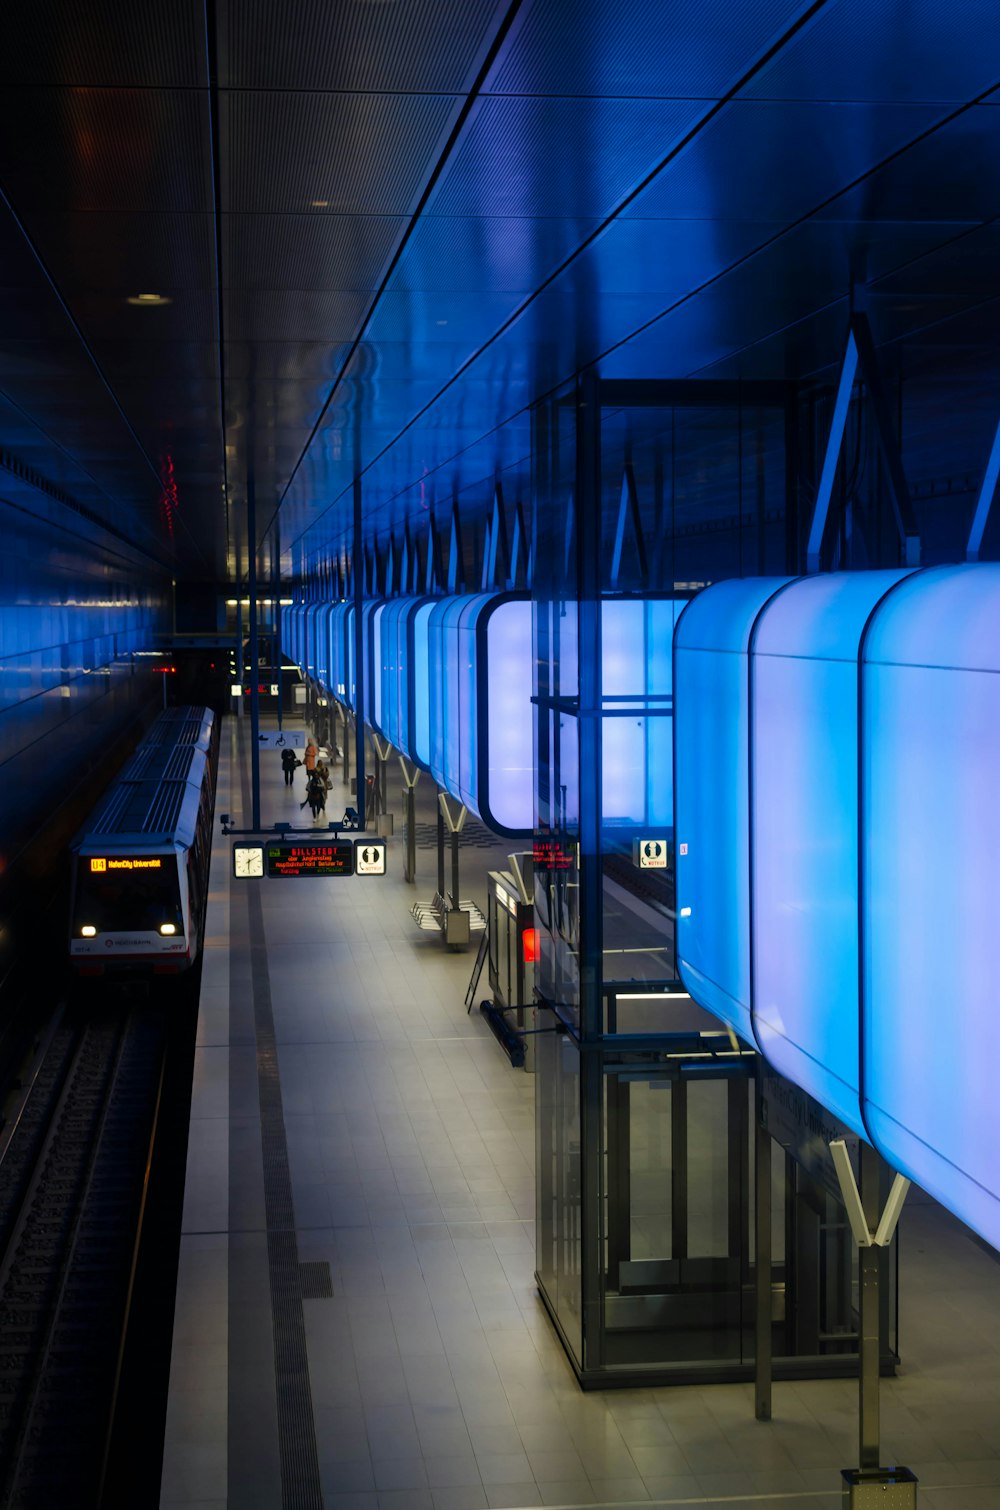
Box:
[1,0,999,584]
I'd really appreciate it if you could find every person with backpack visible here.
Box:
[300,769,326,818]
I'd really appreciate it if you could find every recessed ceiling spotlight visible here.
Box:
[127,292,171,306]
[310,199,330,208]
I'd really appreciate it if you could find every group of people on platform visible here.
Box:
[280,738,331,819]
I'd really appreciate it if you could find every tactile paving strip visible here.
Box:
[240,743,324,1508]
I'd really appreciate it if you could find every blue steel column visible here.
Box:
[576,370,603,1373]
[353,470,366,829]
[247,477,261,831]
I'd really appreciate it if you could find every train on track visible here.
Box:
[69,706,218,975]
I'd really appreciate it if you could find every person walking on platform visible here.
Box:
[301,769,326,819]
[303,739,318,782]
[280,746,299,786]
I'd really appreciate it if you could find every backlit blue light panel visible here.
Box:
[428,592,533,835]
[376,597,435,766]
[327,603,350,701]
[413,601,434,769]
[862,563,1000,1251]
[674,578,790,1042]
[601,598,682,829]
[750,571,911,1131]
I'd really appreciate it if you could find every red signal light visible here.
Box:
[522,927,539,964]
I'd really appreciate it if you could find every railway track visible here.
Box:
[0,1001,170,1508]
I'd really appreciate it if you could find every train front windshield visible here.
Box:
[74,855,184,936]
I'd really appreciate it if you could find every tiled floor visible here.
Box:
[160,716,1000,1510]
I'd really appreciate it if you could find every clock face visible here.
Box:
[233,845,264,878]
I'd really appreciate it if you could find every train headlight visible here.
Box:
[81,925,97,938]
[160,923,177,936]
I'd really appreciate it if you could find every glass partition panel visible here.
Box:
[535,1028,583,1366]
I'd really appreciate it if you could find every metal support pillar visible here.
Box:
[755,1085,772,1422]
[353,472,366,830]
[235,599,244,716]
[274,588,283,732]
[247,477,261,830]
[859,1140,881,1470]
[575,369,604,1373]
[436,788,446,899]
[400,757,420,883]
[830,1137,913,1499]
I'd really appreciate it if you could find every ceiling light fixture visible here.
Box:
[310,200,330,208]
[127,292,171,306]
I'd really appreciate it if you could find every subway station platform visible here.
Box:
[160,717,1000,1510]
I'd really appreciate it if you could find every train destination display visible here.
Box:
[266,841,355,878]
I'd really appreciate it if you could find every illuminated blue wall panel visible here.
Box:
[676,564,1000,1253]
[751,571,911,1132]
[674,577,790,1043]
[413,601,434,769]
[375,596,435,764]
[602,597,681,830]
[862,563,1000,1251]
[428,592,533,835]
[486,596,534,832]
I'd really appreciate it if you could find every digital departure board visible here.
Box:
[265,841,355,878]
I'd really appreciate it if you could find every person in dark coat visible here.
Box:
[280,746,299,786]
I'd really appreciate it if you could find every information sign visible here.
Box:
[355,841,386,876]
[255,730,305,749]
[265,841,355,878]
[634,837,668,870]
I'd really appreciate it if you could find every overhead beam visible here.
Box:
[966,415,1000,561]
[850,312,920,567]
[807,329,858,573]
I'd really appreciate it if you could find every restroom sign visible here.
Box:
[634,837,668,870]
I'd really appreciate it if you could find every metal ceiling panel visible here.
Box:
[91,341,221,384]
[429,96,704,220]
[739,0,1000,102]
[390,214,601,294]
[485,0,813,98]
[24,212,217,293]
[221,93,459,214]
[363,291,529,359]
[0,89,213,213]
[224,342,347,381]
[812,106,1000,225]
[871,224,1000,301]
[222,213,405,291]
[67,291,217,344]
[622,99,950,223]
[219,0,505,91]
[0,0,206,88]
[224,289,369,343]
